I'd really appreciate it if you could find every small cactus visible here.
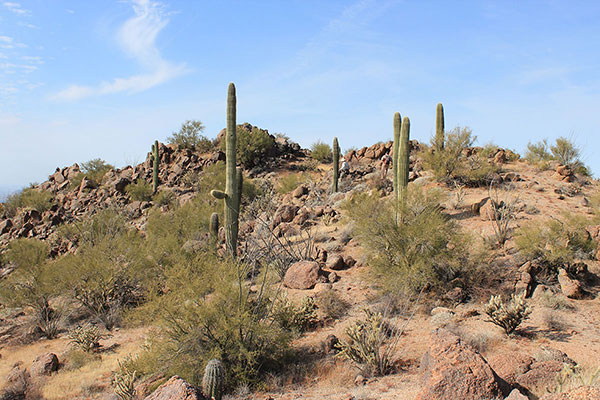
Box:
[202,359,224,400]
[209,212,219,243]
[398,117,410,206]
[152,140,159,194]
[210,83,241,258]
[332,137,340,192]
[392,112,401,204]
[435,103,444,151]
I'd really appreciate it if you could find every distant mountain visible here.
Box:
[0,185,24,203]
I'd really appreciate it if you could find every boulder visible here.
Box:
[0,219,12,235]
[272,204,299,228]
[515,360,564,391]
[143,376,202,400]
[557,268,584,299]
[284,261,321,290]
[487,351,535,386]
[505,389,528,400]
[292,184,308,198]
[471,197,490,215]
[322,334,339,354]
[494,150,507,164]
[415,329,505,400]
[343,255,356,267]
[326,255,346,270]
[540,386,600,400]
[30,353,59,376]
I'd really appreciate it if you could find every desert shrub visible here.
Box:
[133,257,292,390]
[525,139,553,166]
[0,238,60,338]
[484,292,531,336]
[168,120,213,152]
[422,126,499,186]
[487,180,521,246]
[316,289,349,320]
[344,185,470,296]
[125,181,153,202]
[479,143,499,159]
[272,295,319,333]
[4,186,53,216]
[152,190,175,207]
[81,158,114,185]
[276,173,305,194]
[551,137,589,174]
[336,309,400,376]
[549,364,600,394]
[515,213,595,268]
[229,125,276,168]
[310,141,332,163]
[56,211,150,329]
[69,324,107,352]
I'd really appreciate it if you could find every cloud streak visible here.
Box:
[3,2,31,16]
[53,0,186,101]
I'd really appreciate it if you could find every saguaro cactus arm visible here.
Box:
[392,112,401,202]
[398,116,410,206]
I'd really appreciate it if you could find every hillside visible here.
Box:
[0,122,599,400]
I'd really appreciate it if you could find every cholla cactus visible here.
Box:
[335,309,391,376]
[68,324,107,352]
[484,292,531,335]
[202,359,224,400]
[112,359,136,400]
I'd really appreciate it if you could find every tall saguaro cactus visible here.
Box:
[152,140,159,194]
[202,359,224,400]
[210,83,241,257]
[392,112,401,204]
[435,103,445,151]
[332,137,340,193]
[398,117,410,206]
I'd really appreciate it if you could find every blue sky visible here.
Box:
[1,0,599,189]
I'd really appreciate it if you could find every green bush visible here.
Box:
[125,181,153,202]
[4,186,53,216]
[310,141,332,163]
[153,190,175,207]
[422,126,499,186]
[167,120,214,152]
[0,238,59,337]
[515,213,596,270]
[272,295,319,333]
[525,139,553,165]
[133,257,292,390]
[316,289,349,321]
[81,158,114,185]
[525,137,589,175]
[231,125,276,169]
[344,185,470,296]
[276,173,305,194]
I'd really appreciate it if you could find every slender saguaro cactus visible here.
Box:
[210,83,241,257]
[435,103,445,151]
[392,112,401,203]
[209,212,219,243]
[398,117,410,206]
[202,359,224,400]
[332,137,340,192]
[152,140,159,194]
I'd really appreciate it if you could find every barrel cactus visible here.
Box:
[210,83,242,257]
[202,359,224,400]
[435,103,444,151]
[332,137,340,192]
[152,140,159,194]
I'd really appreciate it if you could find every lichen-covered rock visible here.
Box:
[144,376,202,400]
[415,329,505,400]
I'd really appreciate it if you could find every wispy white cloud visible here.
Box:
[53,0,186,101]
[2,2,31,16]
[65,9,75,14]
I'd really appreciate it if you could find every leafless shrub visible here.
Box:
[488,179,520,246]
[450,182,465,209]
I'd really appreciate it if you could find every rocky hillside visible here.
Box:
[1,128,599,400]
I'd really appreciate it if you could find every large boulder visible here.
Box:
[271,204,299,228]
[487,352,534,387]
[283,261,321,290]
[144,376,203,400]
[540,386,600,400]
[515,360,564,391]
[415,329,505,400]
[557,268,584,299]
[30,353,59,377]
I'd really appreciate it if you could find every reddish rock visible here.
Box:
[540,385,600,400]
[494,150,506,164]
[343,255,356,267]
[143,376,202,400]
[415,329,504,400]
[516,360,564,391]
[326,255,346,270]
[292,184,308,198]
[557,268,584,299]
[505,389,528,400]
[471,197,490,215]
[272,204,299,227]
[30,353,59,376]
[284,261,321,290]
[487,351,534,386]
